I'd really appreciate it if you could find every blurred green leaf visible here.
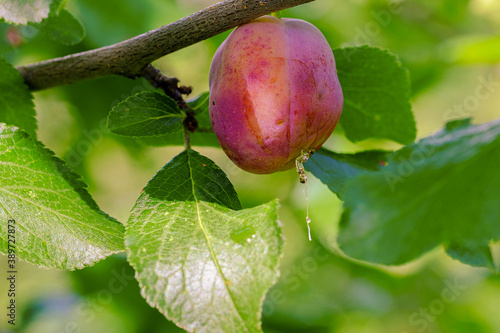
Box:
[441,35,500,64]
[126,149,283,333]
[0,0,52,24]
[108,91,185,137]
[0,124,124,270]
[73,0,153,47]
[32,9,85,45]
[334,46,416,145]
[305,148,389,199]
[0,56,37,137]
[446,242,495,269]
[338,118,500,265]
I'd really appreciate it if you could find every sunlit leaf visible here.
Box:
[0,56,37,137]
[126,149,283,332]
[0,0,52,24]
[0,124,124,269]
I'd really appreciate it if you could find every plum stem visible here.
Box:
[183,125,192,150]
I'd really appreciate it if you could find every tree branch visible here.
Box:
[16,0,315,91]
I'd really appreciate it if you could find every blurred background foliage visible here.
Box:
[1,0,500,332]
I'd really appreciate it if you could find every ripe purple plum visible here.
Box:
[209,15,343,174]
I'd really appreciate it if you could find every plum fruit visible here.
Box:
[209,15,343,174]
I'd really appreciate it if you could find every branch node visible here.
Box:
[184,112,199,133]
[140,64,191,109]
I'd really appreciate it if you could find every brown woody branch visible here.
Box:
[16,0,315,91]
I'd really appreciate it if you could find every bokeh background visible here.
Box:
[1,0,500,332]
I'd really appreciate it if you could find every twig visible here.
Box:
[140,64,192,108]
[183,125,192,150]
[15,0,315,91]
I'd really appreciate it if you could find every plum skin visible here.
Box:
[209,15,343,174]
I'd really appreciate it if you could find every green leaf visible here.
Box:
[446,242,495,269]
[305,148,389,199]
[137,92,220,147]
[32,9,85,45]
[0,124,124,270]
[191,92,214,132]
[338,118,500,265]
[126,149,283,332]
[0,0,52,24]
[188,91,210,116]
[108,91,185,137]
[333,46,416,145]
[0,56,37,137]
[137,130,220,147]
